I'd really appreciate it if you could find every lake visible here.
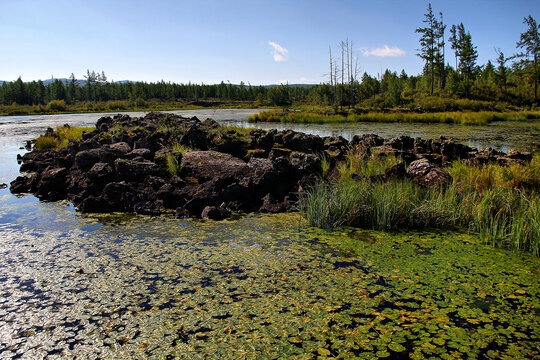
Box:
[0,109,538,359]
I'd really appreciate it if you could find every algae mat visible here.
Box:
[0,212,538,359]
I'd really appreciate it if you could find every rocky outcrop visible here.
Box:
[10,112,533,218]
[10,113,328,217]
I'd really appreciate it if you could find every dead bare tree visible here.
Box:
[329,45,336,107]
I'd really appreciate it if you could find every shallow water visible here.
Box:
[1,109,539,151]
[0,109,538,359]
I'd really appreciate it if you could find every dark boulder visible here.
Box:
[406,159,452,188]
[86,162,114,184]
[126,148,153,160]
[10,176,33,194]
[134,201,162,215]
[201,205,231,220]
[37,167,67,194]
[182,151,248,182]
[75,149,101,170]
[114,159,166,182]
[180,122,208,150]
[384,162,407,180]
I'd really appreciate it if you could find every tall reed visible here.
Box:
[301,154,540,255]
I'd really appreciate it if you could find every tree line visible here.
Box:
[1,8,538,110]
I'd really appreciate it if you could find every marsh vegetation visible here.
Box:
[301,151,540,255]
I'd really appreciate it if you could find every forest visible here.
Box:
[0,8,538,115]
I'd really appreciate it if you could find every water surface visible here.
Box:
[0,109,538,359]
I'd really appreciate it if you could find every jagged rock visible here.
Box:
[10,176,33,193]
[11,111,534,219]
[75,149,101,170]
[201,205,231,220]
[182,151,248,182]
[134,201,162,215]
[180,122,208,150]
[406,159,452,188]
[114,159,166,182]
[384,162,407,180]
[86,162,114,184]
[126,148,153,160]
[36,167,67,194]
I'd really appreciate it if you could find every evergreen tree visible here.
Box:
[435,12,446,89]
[416,3,438,95]
[515,15,540,102]
[449,25,459,70]
[456,23,478,97]
[495,48,508,97]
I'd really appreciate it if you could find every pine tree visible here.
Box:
[456,23,478,97]
[495,48,508,98]
[435,12,446,89]
[515,15,540,102]
[416,3,437,95]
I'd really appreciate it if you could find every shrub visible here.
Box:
[34,136,59,150]
[34,125,95,150]
[46,99,67,112]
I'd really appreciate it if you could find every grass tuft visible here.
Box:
[301,154,540,256]
[166,153,181,176]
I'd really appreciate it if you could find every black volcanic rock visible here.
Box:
[10,111,533,218]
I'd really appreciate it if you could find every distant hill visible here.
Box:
[262,84,318,88]
[0,79,316,88]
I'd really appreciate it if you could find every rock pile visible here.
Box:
[10,112,532,219]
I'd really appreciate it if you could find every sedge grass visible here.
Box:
[301,154,540,255]
[249,110,540,125]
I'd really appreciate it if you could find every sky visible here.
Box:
[0,0,539,85]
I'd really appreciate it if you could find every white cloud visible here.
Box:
[269,41,288,62]
[361,45,406,57]
[279,79,290,84]
[300,77,308,81]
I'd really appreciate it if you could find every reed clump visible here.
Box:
[300,153,540,255]
[249,110,540,125]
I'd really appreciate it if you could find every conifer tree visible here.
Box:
[416,3,437,95]
[515,15,540,101]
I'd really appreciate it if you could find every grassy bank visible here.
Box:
[301,153,540,255]
[249,109,540,125]
[0,99,265,116]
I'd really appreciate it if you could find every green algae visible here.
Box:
[0,212,538,359]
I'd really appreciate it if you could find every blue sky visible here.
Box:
[1,0,538,84]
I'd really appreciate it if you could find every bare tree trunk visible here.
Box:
[329,46,334,106]
[535,52,538,102]
[340,41,344,111]
[346,39,350,108]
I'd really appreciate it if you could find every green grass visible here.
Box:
[166,153,181,176]
[34,125,95,150]
[171,143,193,155]
[301,154,540,255]
[249,109,540,125]
[0,99,264,116]
[339,150,400,179]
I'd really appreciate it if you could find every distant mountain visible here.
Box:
[0,79,316,87]
[262,83,318,88]
[41,78,85,86]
